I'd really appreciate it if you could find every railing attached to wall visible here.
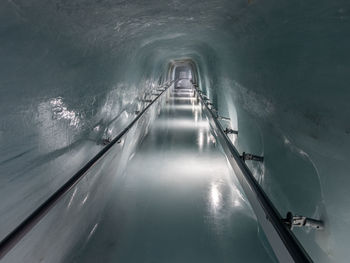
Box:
[192,82,313,263]
[0,80,176,260]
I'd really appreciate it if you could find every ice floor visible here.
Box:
[70,81,275,263]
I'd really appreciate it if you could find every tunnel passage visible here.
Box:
[1,1,350,262]
[0,65,278,262]
[0,60,316,263]
[69,77,275,263]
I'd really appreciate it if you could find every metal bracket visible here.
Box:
[283,212,324,230]
[224,127,238,135]
[240,152,263,162]
[101,138,111,146]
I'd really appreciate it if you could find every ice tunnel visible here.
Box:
[0,0,350,262]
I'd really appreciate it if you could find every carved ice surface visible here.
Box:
[0,0,350,262]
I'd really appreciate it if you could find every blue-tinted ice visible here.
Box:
[67,80,275,262]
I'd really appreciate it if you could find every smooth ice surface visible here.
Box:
[69,81,275,263]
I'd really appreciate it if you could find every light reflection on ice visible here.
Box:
[86,223,99,242]
[170,97,196,101]
[198,129,204,149]
[230,186,245,209]
[36,96,83,150]
[67,187,78,209]
[81,194,89,206]
[210,182,222,211]
[209,134,216,144]
[155,119,209,130]
[164,105,201,111]
[49,97,80,127]
[234,200,241,207]
[208,177,245,217]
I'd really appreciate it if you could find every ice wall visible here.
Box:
[215,2,350,262]
[0,0,349,262]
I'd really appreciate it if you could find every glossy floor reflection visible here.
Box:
[71,81,275,263]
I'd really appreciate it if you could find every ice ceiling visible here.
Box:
[0,0,349,262]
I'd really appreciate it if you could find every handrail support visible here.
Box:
[283,212,324,230]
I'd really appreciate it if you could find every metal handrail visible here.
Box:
[193,84,312,263]
[0,80,175,259]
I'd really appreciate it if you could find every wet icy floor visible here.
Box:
[71,82,275,262]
